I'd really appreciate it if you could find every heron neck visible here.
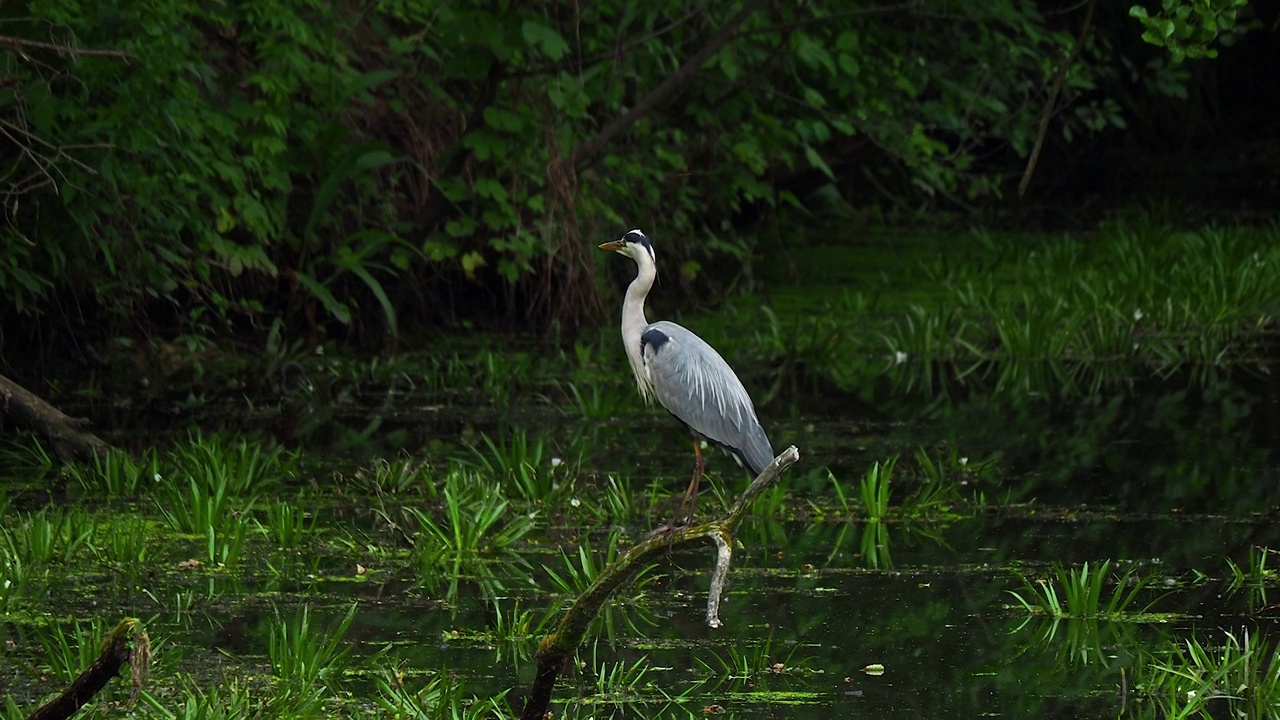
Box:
[622,254,655,400]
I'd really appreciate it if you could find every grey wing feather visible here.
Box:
[643,321,774,476]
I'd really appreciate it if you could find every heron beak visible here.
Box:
[598,239,625,252]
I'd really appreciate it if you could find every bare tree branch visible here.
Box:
[0,34,135,60]
[1018,0,1096,197]
[566,0,770,174]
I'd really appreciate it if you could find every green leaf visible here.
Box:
[483,106,524,133]
[294,270,352,325]
[521,20,569,60]
[461,251,487,277]
[344,262,398,338]
[804,145,835,181]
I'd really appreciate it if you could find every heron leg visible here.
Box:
[674,439,705,527]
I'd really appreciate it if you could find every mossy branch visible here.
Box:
[519,445,800,720]
[27,618,150,720]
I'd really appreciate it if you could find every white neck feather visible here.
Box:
[621,250,656,403]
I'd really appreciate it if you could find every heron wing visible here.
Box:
[641,321,775,476]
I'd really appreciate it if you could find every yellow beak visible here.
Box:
[598,239,625,252]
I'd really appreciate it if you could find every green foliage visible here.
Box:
[66,447,162,497]
[374,672,512,720]
[881,223,1280,397]
[31,617,108,684]
[0,0,1161,337]
[1138,629,1280,719]
[1130,0,1252,62]
[464,431,559,503]
[1009,560,1155,619]
[269,603,357,696]
[407,469,535,575]
[169,432,297,496]
[257,500,319,548]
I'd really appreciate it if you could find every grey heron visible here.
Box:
[599,229,774,527]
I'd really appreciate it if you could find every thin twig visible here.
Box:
[1018,0,1096,197]
[0,34,135,59]
[567,0,770,173]
[734,2,921,38]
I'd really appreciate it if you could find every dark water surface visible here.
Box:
[3,355,1279,719]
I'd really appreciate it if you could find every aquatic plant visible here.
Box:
[1138,628,1280,719]
[543,533,658,640]
[585,645,655,703]
[268,603,357,714]
[695,631,815,695]
[2,505,97,566]
[141,677,263,719]
[256,500,318,548]
[408,470,535,574]
[205,521,248,568]
[0,435,55,484]
[464,430,560,503]
[374,672,512,720]
[169,431,298,496]
[859,456,896,522]
[554,379,633,421]
[92,514,151,573]
[1226,545,1279,614]
[348,457,432,497]
[880,222,1280,398]
[65,446,161,497]
[156,458,260,535]
[1009,560,1155,619]
[859,520,893,570]
[31,617,108,684]
[749,481,789,519]
[0,544,23,612]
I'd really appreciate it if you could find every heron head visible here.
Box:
[598,229,655,263]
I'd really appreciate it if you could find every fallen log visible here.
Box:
[0,372,109,462]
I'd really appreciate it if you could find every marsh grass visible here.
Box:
[92,514,151,572]
[1012,613,1141,674]
[585,646,655,703]
[1226,546,1280,614]
[552,380,632,421]
[170,432,297,496]
[205,520,249,567]
[157,475,256,536]
[142,678,262,719]
[271,603,356,686]
[880,222,1280,396]
[486,600,552,664]
[349,457,431,497]
[66,447,161,497]
[406,471,534,590]
[374,672,511,720]
[696,632,815,694]
[464,430,561,503]
[257,500,318,548]
[0,548,19,611]
[1010,560,1155,619]
[1139,629,1280,720]
[2,505,96,566]
[544,534,658,639]
[31,617,108,684]
[0,436,55,483]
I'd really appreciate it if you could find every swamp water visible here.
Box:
[2,352,1279,719]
